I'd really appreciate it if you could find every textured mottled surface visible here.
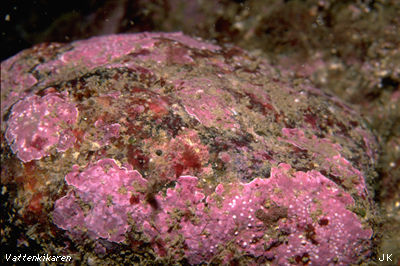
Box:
[1,33,378,265]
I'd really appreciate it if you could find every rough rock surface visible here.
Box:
[1,32,378,265]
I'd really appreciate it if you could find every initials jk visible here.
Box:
[378,253,392,262]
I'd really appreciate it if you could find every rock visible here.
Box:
[1,32,378,265]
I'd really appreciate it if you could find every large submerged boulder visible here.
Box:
[1,32,378,265]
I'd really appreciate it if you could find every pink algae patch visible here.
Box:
[279,128,368,197]
[53,159,150,243]
[54,158,371,265]
[36,34,158,73]
[34,32,218,79]
[140,164,372,265]
[176,79,239,130]
[5,92,78,162]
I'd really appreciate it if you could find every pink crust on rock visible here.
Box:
[279,128,369,197]
[174,78,240,130]
[53,158,150,243]
[35,32,219,77]
[1,54,38,125]
[144,164,372,265]
[5,92,78,162]
[54,160,372,265]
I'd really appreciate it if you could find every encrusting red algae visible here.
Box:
[1,32,378,265]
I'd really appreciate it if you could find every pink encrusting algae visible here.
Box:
[4,92,78,162]
[53,161,372,265]
[53,158,149,243]
[1,32,378,265]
